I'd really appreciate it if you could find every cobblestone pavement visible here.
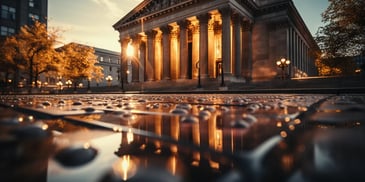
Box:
[1,93,365,182]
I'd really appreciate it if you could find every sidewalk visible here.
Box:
[92,76,365,94]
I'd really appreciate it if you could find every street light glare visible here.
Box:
[126,41,134,57]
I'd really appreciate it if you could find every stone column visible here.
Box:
[192,23,200,79]
[233,13,242,78]
[146,30,157,81]
[178,20,189,79]
[155,31,163,81]
[170,26,179,80]
[242,20,253,82]
[131,35,141,82]
[161,25,171,80]
[198,13,211,78]
[208,19,215,78]
[219,7,232,77]
[139,37,146,82]
[120,38,130,86]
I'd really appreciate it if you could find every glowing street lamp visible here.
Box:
[276,58,291,80]
[65,79,72,88]
[106,75,113,87]
[56,81,63,92]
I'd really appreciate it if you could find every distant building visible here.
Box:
[0,0,47,40]
[47,43,121,88]
[91,47,121,87]
[113,0,320,83]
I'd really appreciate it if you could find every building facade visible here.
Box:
[90,47,121,87]
[0,0,47,40]
[50,44,121,88]
[113,0,319,83]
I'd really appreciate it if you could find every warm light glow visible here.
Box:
[215,129,222,151]
[276,121,282,127]
[280,131,288,138]
[276,60,281,66]
[127,128,134,144]
[126,40,134,58]
[276,58,290,67]
[83,142,91,149]
[18,117,24,122]
[167,156,177,175]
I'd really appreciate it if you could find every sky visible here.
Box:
[48,0,329,52]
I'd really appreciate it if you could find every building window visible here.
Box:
[1,26,15,36]
[109,66,112,72]
[100,56,104,62]
[1,5,16,20]
[29,0,39,8]
[28,13,39,23]
[29,0,34,7]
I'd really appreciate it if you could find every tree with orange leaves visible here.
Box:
[57,43,103,91]
[1,21,60,92]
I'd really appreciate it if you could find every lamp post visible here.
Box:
[276,58,291,80]
[66,80,72,88]
[56,81,63,92]
[106,75,113,87]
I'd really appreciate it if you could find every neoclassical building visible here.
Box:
[113,0,319,83]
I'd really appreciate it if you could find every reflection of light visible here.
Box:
[280,131,287,138]
[167,156,177,175]
[121,155,130,180]
[18,117,24,122]
[294,119,301,124]
[113,127,122,132]
[284,117,291,122]
[215,129,222,151]
[127,128,134,144]
[276,121,282,127]
[210,160,220,170]
[281,154,294,172]
[113,155,137,181]
[83,143,90,149]
[288,124,295,131]
[41,123,49,130]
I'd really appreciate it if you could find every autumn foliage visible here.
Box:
[315,0,365,75]
[0,21,103,91]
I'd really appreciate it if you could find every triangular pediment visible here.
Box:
[114,0,194,28]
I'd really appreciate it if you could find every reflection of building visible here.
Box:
[0,0,47,40]
[113,0,319,83]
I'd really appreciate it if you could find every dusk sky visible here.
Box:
[48,0,329,52]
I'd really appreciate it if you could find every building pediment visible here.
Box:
[114,0,197,30]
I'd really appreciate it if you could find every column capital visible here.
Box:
[219,6,232,17]
[232,13,243,23]
[242,20,254,32]
[177,19,190,29]
[160,25,173,34]
[197,13,211,24]
[145,29,158,37]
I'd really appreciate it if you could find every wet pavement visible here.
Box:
[0,93,364,182]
